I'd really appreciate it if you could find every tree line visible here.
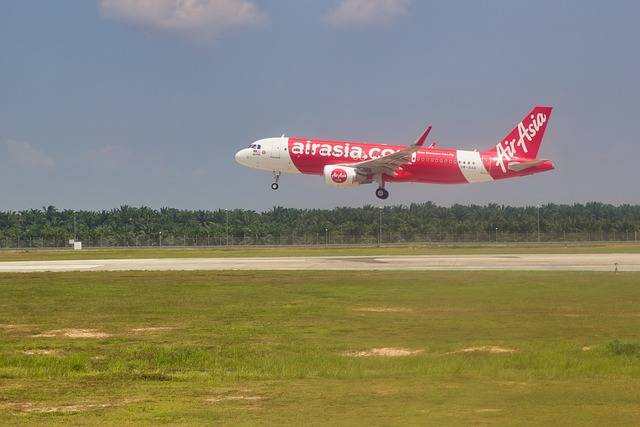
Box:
[0,203,638,246]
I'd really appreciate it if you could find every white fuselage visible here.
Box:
[234,137,299,174]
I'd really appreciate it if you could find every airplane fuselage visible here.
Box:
[235,137,554,184]
[234,106,555,198]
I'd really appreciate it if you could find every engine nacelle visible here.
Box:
[323,165,369,187]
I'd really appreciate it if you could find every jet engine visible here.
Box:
[323,165,370,187]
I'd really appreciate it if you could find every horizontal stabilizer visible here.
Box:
[508,159,549,172]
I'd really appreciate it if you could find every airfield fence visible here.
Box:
[1,231,639,249]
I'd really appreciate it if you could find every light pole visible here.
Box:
[379,207,383,247]
[129,217,133,247]
[495,227,499,242]
[159,231,162,248]
[73,211,77,241]
[225,209,229,246]
[325,227,328,246]
[537,205,541,242]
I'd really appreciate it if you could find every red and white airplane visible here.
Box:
[235,106,554,199]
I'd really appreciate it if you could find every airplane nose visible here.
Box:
[235,148,249,166]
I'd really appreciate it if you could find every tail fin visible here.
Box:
[485,106,552,162]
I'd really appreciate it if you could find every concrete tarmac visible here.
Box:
[0,254,638,272]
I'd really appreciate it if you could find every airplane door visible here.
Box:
[270,141,281,159]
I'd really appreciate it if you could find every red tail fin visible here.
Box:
[484,106,552,172]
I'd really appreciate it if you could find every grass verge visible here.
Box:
[1,270,639,425]
[1,242,640,262]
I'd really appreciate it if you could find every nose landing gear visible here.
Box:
[375,187,389,199]
[271,171,281,190]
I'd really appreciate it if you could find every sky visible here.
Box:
[1,0,638,211]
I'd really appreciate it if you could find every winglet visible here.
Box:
[414,126,432,147]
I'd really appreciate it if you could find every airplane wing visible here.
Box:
[346,126,432,176]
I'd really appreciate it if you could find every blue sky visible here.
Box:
[1,0,638,210]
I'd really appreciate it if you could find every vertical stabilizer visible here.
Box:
[484,106,552,173]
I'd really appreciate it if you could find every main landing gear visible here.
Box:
[271,171,281,190]
[374,174,389,200]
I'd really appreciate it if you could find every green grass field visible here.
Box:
[1,270,640,425]
[1,242,639,262]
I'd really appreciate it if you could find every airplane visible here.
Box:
[235,106,554,199]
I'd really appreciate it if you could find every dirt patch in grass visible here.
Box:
[0,324,32,329]
[353,307,413,313]
[205,388,264,404]
[446,346,517,355]
[32,328,111,338]
[498,381,529,388]
[129,327,174,333]
[0,324,19,329]
[22,349,61,356]
[206,395,264,403]
[342,347,424,357]
[2,401,125,414]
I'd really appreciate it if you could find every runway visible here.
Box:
[0,254,638,272]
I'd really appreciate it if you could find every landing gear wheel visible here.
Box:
[375,188,389,200]
[271,171,281,191]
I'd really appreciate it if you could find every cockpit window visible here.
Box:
[248,143,261,149]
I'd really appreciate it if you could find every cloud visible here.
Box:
[87,144,133,170]
[326,0,409,27]
[5,140,56,171]
[100,0,267,40]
